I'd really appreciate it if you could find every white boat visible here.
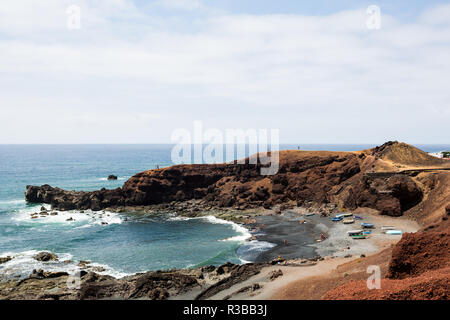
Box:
[381,226,396,230]
[343,218,355,224]
[343,213,353,217]
[386,230,403,235]
[347,230,363,236]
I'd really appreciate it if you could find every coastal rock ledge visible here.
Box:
[25,142,449,217]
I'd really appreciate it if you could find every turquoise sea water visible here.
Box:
[0,144,448,279]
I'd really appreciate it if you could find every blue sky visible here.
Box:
[0,0,449,144]
[133,0,448,20]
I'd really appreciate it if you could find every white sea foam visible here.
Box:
[98,176,129,181]
[0,250,129,280]
[201,216,252,242]
[0,199,26,205]
[236,240,277,263]
[243,240,276,252]
[167,216,191,221]
[168,215,252,242]
[12,207,123,228]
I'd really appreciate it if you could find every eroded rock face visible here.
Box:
[337,174,423,216]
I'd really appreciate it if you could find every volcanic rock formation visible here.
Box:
[25,142,449,218]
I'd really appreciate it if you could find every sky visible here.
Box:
[0,0,449,144]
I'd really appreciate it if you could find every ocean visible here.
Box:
[0,143,448,279]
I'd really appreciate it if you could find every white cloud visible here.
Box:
[156,0,203,11]
[0,1,449,143]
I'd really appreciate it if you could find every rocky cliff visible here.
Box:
[25,141,449,218]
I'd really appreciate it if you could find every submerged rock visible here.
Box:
[107,175,118,180]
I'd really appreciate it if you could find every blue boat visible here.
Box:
[363,230,372,234]
[361,223,374,228]
[332,217,343,222]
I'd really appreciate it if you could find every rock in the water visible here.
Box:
[0,256,12,264]
[107,175,118,180]
[33,252,58,262]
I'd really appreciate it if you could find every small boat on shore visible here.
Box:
[363,230,372,234]
[386,230,403,235]
[332,216,343,222]
[381,226,395,230]
[343,218,355,224]
[351,234,367,239]
[343,213,353,217]
[354,215,363,220]
[347,230,363,236]
[304,213,315,217]
[335,214,345,218]
[361,223,375,229]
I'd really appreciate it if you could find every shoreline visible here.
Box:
[1,204,421,299]
[1,202,420,276]
[201,209,421,300]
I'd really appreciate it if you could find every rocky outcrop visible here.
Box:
[25,185,124,211]
[0,256,12,264]
[387,225,449,279]
[25,142,434,217]
[33,252,59,262]
[195,263,263,300]
[0,262,264,300]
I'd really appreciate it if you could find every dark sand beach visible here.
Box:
[249,211,331,262]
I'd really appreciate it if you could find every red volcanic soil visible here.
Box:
[322,267,449,300]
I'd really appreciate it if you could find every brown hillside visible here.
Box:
[371,141,449,168]
[25,141,448,222]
